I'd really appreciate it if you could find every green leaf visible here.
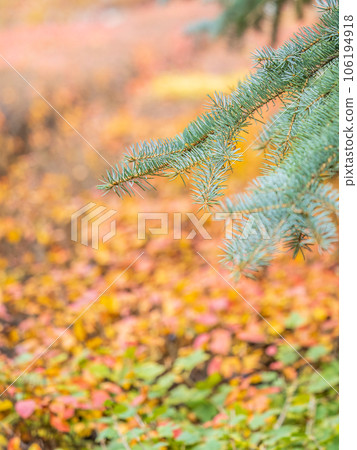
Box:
[14,353,34,365]
[193,440,222,450]
[284,312,305,329]
[97,427,119,441]
[326,436,339,450]
[107,443,126,450]
[308,362,338,393]
[264,425,297,445]
[276,346,300,365]
[149,404,168,421]
[123,346,136,359]
[150,373,176,397]
[88,363,112,380]
[230,414,247,426]
[196,373,221,390]
[112,404,128,415]
[134,362,165,382]
[249,409,280,430]
[174,350,209,372]
[306,345,328,362]
[260,371,279,383]
[192,401,217,422]
[211,385,233,407]
[176,430,201,445]
[157,424,175,439]
[114,405,135,419]
[126,428,145,440]
[168,385,209,405]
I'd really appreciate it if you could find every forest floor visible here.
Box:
[0,1,338,449]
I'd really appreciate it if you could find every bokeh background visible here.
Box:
[0,1,338,448]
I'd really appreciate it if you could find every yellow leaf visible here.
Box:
[101,295,117,314]
[313,307,328,321]
[0,399,12,411]
[73,321,86,341]
[7,229,21,243]
[152,72,244,100]
[29,444,42,450]
[37,230,50,245]
[9,329,19,343]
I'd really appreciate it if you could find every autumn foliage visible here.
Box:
[0,1,338,449]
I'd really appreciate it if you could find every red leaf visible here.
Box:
[207,356,222,375]
[193,333,209,349]
[173,427,182,439]
[210,297,229,311]
[210,329,231,355]
[238,331,266,344]
[7,437,21,450]
[131,393,146,407]
[266,345,277,356]
[92,390,110,409]
[15,400,36,419]
[50,415,70,432]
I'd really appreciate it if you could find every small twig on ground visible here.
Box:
[116,424,131,450]
[274,378,299,429]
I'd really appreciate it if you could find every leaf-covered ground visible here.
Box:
[0,1,337,449]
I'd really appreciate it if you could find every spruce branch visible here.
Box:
[98,0,339,277]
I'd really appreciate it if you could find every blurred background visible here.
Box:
[0,1,338,448]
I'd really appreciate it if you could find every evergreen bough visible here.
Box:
[186,0,312,46]
[98,0,339,279]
